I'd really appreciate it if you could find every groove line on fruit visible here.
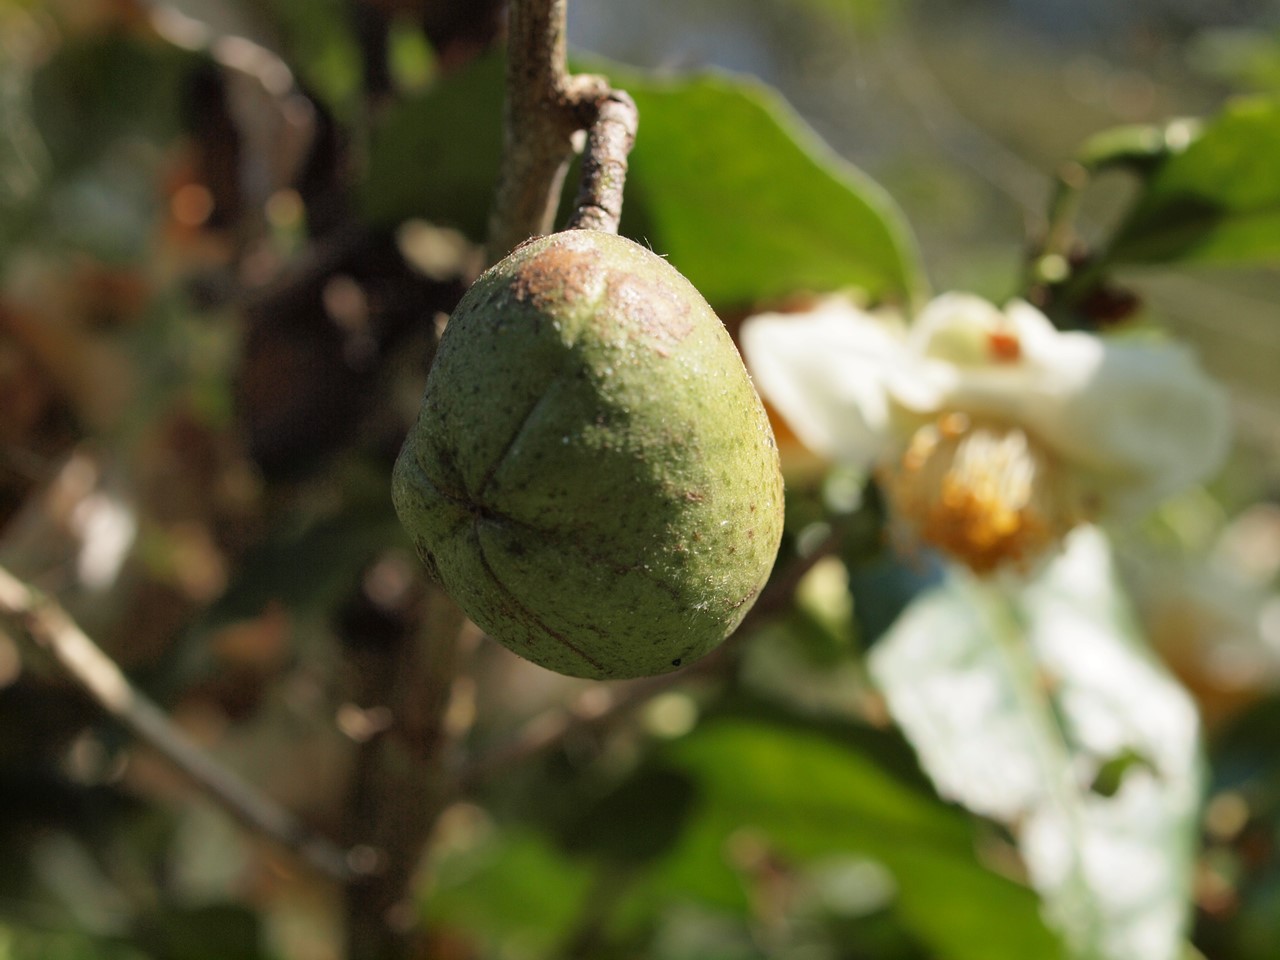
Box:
[471,520,610,675]
[429,466,704,611]
[420,446,682,600]
[476,385,562,501]
[476,507,693,605]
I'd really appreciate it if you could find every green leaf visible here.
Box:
[260,0,362,114]
[1189,28,1280,95]
[0,923,148,960]
[559,767,698,865]
[198,508,404,628]
[615,68,925,308]
[361,56,925,308]
[421,826,596,956]
[132,904,265,960]
[654,719,1063,960]
[869,527,1202,960]
[4,32,194,261]
[0,15,46,213]
[360,53,504,239]
[848,549,945,647]
[31,33,190,174]
[1105,97,1280,266]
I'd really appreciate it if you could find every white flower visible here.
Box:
[741,293,1231,573]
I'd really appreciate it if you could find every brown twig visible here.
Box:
[339,2,640,954]
[342,581,469,960]
[486,0,635,262]
[0,564,354,884]
[458,528,846,791]
[566,90,638,234]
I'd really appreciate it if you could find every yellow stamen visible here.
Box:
[882,417,1088,574]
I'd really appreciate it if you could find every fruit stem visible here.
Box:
[487,0,636,261]
[566,89,638,235]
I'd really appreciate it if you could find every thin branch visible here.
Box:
[566,90,638,235]
[487,0,581,261]
[342,581,470,960]
[485,0,627,262]
[0,564,355,884]
[458,528,845,791]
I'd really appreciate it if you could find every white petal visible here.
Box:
[887,294,1053,416]
[740,299,906,465]
[1024,337,1232,515]
[890,297,1070,421]
[1003,299,1070,353]
[908,292,1008,365]
[901,297,1231,515]
[936,323,1229,513]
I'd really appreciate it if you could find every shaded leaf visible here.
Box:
[200,508,404,629]
[0,923,148,960]
[870,527,1202,960]
[848,548,945,647]
[421,826,595,956]
[261,0,362,114]
[8,32,196,262]
[360,52,504,238]
[0,15,47,213]
[132,904,265,960]
[559,767,698,865]
[31,33,190,175]
[654,719,1063,960]
[1190,28,1280,96]
[1106,97,1280,267]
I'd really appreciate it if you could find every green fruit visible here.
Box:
[392,229,784,679]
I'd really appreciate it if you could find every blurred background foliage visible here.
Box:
[0,0,1279,958]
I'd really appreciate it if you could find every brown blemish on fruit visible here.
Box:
[510,243,600,310]
[606,273,694,345]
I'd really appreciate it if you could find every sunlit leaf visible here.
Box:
[870,527,1202,960]
[615,67,925,308]
[361,55,925,308]
[1105,97,1280,267]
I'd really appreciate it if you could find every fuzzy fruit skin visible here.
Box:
[392,229,784,680]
